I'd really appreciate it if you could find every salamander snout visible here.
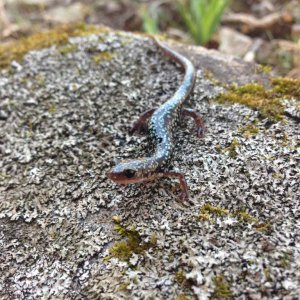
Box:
[107,162,139,185]
[107,167,135,182]
[107,159,154,185]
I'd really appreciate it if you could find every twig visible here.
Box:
[223,11,294,34]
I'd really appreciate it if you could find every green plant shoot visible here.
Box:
[140,4,159,34]
[177,0,229,45]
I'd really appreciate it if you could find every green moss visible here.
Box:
[238,123,259,138]
[118,282,129,292]
[235,210,258,224]
[203,69,219,85]
[92,51,115,64]
[263,268,272,281]
[110,240,133,261]
[279,132,289,146]
[215,84,272,119]
[35,74,45,86]
[255,222,271,233]
[198,213,213,223]
[26,119,33,138]
[235,83,266,95]
[58,44,78,55]
[0,23,108,69]
[109,224,157,262]
[215,77,300,122]
[47,103,57,114]
[215,144,222,153]
[216,83,284,122]
[271,77,300,99]
[279,253,290,268]
[223,138,240,158]
[112,215,122,224]
[175,271,186,285]
[149,233,158,246]
[200,204,229,217]
[235,210,270,232]
[176,294,194,300]
[212,275,232,299]
[174,271,194,299]
[199,203,270,232]
[272,172,284,179]
[257,64,272,74]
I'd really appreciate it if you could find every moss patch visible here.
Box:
[212,275,232,299]
[216,83,284,122]
[271,77,300,99]
[117,282,129,292]
[215,78,300,122]
[200,203,229,217]
[223,138,240,158]
[198,213,212,222]
[199,203,270,232]
[174,271,194,300]
[235,210,258,224]
[108,222,157,262]
[176,294,194,300]
[235,210,271,232]
[175,271,186,285]
[263,268,272,281]
[255,222,271,232]
[0,23,108,69]
[47,103,57,114]
[112,215,122,223]
[58,44,78,55]
[199,204,228,224]
[234,210,270,232]
[92,51,115,64]
[279,253,291,268]
[278,132,290,147]
[256,64,272,74]
[238,122,259,138]
[34,74,45,86]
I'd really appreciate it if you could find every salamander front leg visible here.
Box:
[159,171,189,201]
[129,108,156,135]
[182,108,206,138]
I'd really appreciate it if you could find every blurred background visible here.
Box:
[0,0,299,78]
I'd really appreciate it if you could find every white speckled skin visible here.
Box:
[149,38,196,168]
[107,38,196,191]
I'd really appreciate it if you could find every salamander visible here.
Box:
[107,37,205,200]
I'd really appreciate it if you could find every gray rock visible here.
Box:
[44,3,89,24]
[219,27,253,58]
[0,31,299,299]
[0,109,8,120]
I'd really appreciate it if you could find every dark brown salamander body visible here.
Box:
[107,38,205,200]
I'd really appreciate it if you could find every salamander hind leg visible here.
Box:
[182,108,206,138]
[129,108,156,135]
[159,171,189,201]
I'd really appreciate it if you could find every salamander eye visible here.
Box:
[123,169,136,178]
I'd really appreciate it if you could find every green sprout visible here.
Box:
[140,3,160,34]
[177,0,229,45]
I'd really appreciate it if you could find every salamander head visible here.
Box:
[107,159,155,185]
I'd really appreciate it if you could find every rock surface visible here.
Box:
[0,31,299,299]
[219,27,252,58]
[44,3,89,24]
